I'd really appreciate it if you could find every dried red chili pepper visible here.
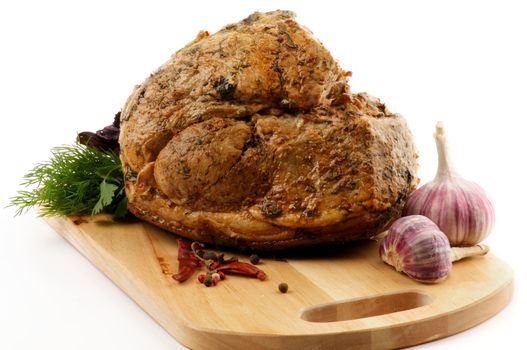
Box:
[172,239,202,282]
[210,261,267,281]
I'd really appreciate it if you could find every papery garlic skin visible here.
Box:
[403,122,495,246]
[404,178,495,246]
[379,215,452,283]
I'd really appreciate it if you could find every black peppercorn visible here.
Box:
[278,282,288,293]
[204,275,213,287]
[249,254,260,265]
[203,251,217,261]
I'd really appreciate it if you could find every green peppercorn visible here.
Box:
[278,282,288,293]
[196,249,205,258]
[249,254,260,265]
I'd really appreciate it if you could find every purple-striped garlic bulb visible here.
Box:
[403,122,495,246]
[379,215,489,283]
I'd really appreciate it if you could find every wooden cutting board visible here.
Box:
[44,214,513,350]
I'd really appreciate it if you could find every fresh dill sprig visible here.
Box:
[9,142,129,218]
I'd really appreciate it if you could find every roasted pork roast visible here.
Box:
[119,10,418,250]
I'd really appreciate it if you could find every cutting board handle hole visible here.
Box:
[301,291,433,323]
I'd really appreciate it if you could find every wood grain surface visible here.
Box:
[44,214,513,350]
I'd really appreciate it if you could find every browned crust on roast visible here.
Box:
[119,10,419,250]
[126,188,410,251]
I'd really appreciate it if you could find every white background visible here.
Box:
[1,1,525,349]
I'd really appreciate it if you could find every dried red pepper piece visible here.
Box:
[172,239,202,282]
[210,261,267,281]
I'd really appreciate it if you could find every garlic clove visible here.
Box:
[379,215,489,283]
[403,122,495,246]
[380,215,452,283]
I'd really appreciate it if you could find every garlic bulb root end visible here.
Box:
[382,248,404,272]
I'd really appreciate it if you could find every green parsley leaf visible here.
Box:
[92,180,118,215]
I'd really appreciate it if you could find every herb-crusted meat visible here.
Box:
[119,10,419,250]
